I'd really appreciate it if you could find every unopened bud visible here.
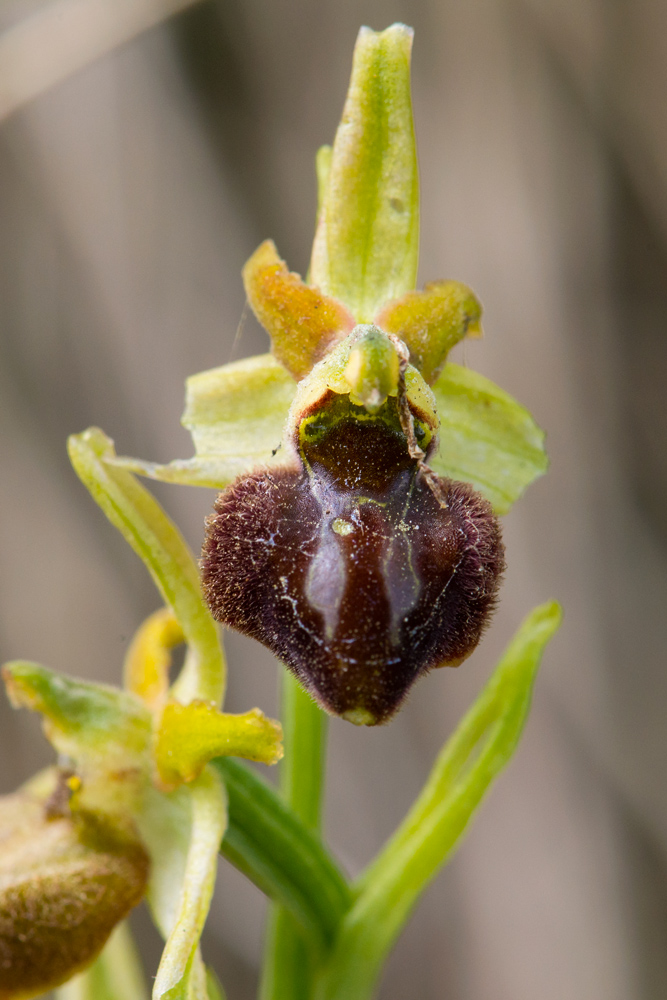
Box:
[0,778,148,999]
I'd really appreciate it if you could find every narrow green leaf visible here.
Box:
[206,966,227,1000]
[112,355,297,489]
[314,602,562,1000]
[67,427,225,706]
[310,24,419,321]
[429,362,549,514]
[214,757,351,952]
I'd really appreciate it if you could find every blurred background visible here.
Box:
[1,0,667,997]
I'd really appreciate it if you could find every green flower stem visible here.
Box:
[216,758,350,951]
[314,602,562,1000]
[68,427,225,707]
[259,671,330,1000]
[54,921,148,1000]
[280,672,329,831]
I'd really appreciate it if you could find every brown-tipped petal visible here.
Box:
[0,788,149,998]
[375,281,482,384]
[242,240,356,381]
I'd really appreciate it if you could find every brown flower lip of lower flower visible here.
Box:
[201,391,504,725]
[0,783,149,999]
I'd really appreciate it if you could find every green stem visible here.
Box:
[259,670,328,1000]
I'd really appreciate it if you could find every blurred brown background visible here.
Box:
[1,0,667,997]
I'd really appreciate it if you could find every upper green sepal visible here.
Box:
[310,24,419,321]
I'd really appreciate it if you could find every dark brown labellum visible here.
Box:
[202,392,504,724]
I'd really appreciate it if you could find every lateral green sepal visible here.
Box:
[429,362,548,514]
[112,355,297,489]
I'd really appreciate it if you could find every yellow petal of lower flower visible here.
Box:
[243,239,355,380]
[124,608,184,713]
[155,701,284,789]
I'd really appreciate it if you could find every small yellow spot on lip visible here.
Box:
[341,707,377,726]
[332,517,355,536]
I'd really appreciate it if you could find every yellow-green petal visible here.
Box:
[243,240,355,380]
[375,280,482,384]
[309,24,419,321]
[155,701,283,788]
[124,608,184,712]
[429,363,548,514]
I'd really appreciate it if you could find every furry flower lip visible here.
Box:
[201,325,505,725]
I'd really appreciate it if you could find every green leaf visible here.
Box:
[144,767,227,1000]
[215,757,351,952]
[67,427,225,706]
[429,362,549,514]
[112,355,297,489]
[309,24,419,321]
[314,602,562,1000]
[206,967,227,1000]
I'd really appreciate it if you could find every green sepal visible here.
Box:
[313,601,562,1000]
[429,362,549,514]
[67,427,225,706]
[112,355,297,489]
[155,701,283,788]
[140,767,227,1000]
[309,24,419,321]
[2,661,151,772]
